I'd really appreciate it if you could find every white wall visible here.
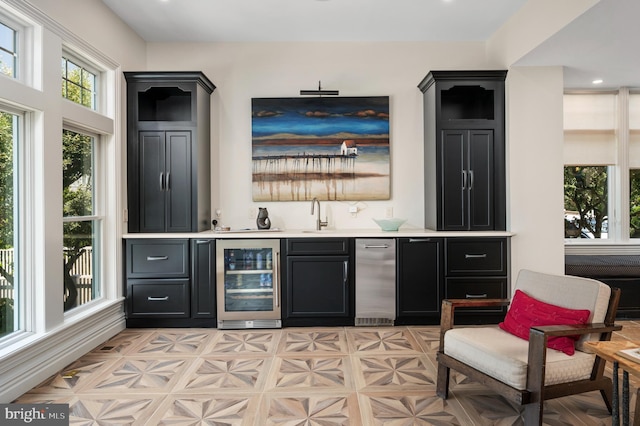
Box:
[506,67,566,277]
[145,41,493,231]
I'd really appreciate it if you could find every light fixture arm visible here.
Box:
[300,80,339,96]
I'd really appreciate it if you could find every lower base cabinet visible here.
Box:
[396,237,444,325]
[281,238,354,326]
[124,238,216,327]
[445,237,509,324]
[396,236,509,325]
[122,235,509,328]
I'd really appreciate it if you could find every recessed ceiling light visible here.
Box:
[592,79,604,85]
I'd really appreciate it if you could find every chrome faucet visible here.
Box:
[310,197,328,231]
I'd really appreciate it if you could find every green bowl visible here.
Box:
[373,218,406,231]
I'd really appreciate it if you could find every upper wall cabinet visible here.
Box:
[125,72,215,233]
[419,71,507,231]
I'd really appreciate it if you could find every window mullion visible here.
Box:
[617,88,630,241]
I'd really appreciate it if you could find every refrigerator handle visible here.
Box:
[274,251,280,308]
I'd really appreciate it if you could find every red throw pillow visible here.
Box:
[499,289,591,355]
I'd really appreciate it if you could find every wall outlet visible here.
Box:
[385,207,393,218]
[248,207,257,219]
[349,205,358,214]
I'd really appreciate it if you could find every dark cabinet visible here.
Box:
[138,131,192,232]
[125,72,215,233]
[419,70,507,231]
[124,238,216,327]
[440,129,494,231]
[282,238,354,326]
[396,237,444,325]
[191,239,216,319]
[444,237,509,322]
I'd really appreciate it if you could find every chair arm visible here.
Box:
[530,323,622,338]
[439,298,511,349]
[525,322,623,398]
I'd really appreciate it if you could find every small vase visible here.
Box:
[256,207,271,230]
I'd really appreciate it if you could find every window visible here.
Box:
[564,92,616,241]
[61,56,96,110]
[62,128,101,310]
[0,20,17,78]
[0,109,18,338]
[564,166,608,239]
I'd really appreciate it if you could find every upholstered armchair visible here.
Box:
[437,269,622,425]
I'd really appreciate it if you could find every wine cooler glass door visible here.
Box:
[216,239,281,328]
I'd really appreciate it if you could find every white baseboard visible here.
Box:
[0,301,126,402]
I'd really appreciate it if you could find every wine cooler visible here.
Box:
[216,239,281,329]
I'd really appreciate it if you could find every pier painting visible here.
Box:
[251,96,390,201]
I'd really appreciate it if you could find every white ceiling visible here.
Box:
[100,0,638,90]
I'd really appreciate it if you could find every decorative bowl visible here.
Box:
[373,218,406,231]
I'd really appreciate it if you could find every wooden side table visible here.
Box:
[585,340,640,426]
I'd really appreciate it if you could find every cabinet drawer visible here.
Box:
[445,277,507,312]
[446,238,507,276]
[286,238,350,255]
[126,239,189,278]
[128,280,190,317]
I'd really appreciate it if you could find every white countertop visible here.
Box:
[123,228,515,239]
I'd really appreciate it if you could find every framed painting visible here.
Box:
[251,96,390,201]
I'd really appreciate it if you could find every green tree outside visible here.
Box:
[564,166,608,238]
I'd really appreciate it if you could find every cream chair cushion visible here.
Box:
[444,326,595,390]
[443,269,612,390]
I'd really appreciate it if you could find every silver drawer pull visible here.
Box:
[364,244,389,249]
[147,296,169,301]
[147,255,169,261]
[409,238,431,242]
[465,254,487,259]
[466,293,488,299]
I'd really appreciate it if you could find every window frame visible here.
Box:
[61,125,104,311]
[0,6,34,86]
[0,104,25,342]
[61,52,99,112]
[564,88,640,253]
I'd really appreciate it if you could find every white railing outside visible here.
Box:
[0,248,94,305]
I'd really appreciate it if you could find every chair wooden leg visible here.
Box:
[600,383,614,414]
[436,361,450,399]
[523,402,543,426]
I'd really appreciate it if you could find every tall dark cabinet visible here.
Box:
[418,71,507,231]
[125,72,215,233]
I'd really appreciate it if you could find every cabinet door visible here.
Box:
[127,279,190,318]
[191,239,215,318]
[396,238,443,321]
[440,129,494,231]
[445,277,507,313]
[138,131,192,232]
[139,131,166,232]
[126,239,189,279]
[467,130,494,231]
[285,255,350,318]
[165,131,192,232]
[440,130,466,230]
